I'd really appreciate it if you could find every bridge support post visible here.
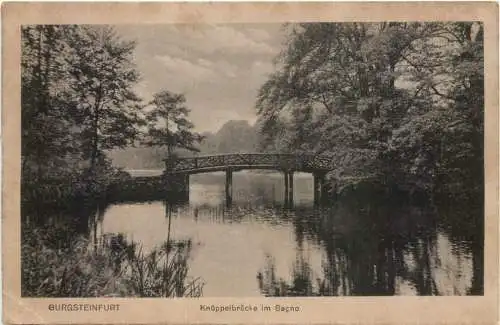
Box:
[313,171,326,206]
[284,171,289,206]
[183,174,190,201]
[225,169,233,207]
[284,171,294,208]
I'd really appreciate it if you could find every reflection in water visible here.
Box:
[93,171,482,296]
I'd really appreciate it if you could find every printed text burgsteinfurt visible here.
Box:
[48,304,120,312]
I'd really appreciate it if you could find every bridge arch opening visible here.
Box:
[184,169,324,208]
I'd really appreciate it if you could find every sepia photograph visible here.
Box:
[2,2,498,325]
[20,21,485,298]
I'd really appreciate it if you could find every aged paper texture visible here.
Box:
[2,2,499,324]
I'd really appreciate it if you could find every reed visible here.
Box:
[21,223,204,297]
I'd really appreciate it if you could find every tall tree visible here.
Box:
[143,90,203,161]
[64,26,143,178]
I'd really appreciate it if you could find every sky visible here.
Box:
[115,24,287,133]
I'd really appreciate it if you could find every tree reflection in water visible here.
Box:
[258,196,482,296]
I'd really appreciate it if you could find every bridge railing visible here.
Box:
[164,153,335,173]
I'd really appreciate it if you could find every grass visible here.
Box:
[21,222,204,297]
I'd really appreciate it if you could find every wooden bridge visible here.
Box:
[165,153,335,174]
[164,153,334,207]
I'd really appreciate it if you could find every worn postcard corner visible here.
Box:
[2,1,499,325]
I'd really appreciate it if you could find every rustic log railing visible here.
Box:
[165,153,335,174]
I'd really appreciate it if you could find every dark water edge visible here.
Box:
[20,181,484,297]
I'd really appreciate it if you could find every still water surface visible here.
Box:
[93,171,482,296]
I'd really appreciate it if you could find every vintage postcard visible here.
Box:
[2,2,499,324]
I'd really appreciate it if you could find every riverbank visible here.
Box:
[22,169,191,219]
[21,219,204,297]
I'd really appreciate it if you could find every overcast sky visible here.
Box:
[115,24,286,133]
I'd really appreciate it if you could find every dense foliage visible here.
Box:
[22,26,139,201]
[256,22,483,198]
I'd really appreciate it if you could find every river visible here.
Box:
[89,170,482,296]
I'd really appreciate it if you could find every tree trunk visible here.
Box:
[35,27,44,181]
[90,111,99,176]
[89,89,103,184]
